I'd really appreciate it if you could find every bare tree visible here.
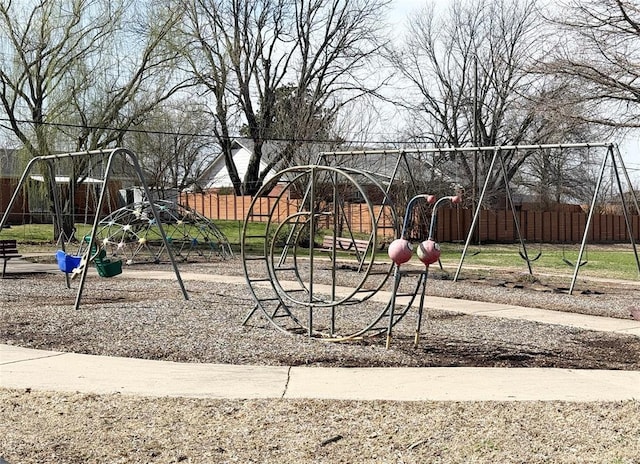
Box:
[386,0,596,206]
[178,0,391,195]
[0,0,117,156]
[0,0,185,238]
[124,101,218,194]
[62,1,187,151]
[544,0,640,128]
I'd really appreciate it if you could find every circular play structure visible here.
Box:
[242,165,400,341]
[95,200,233,264]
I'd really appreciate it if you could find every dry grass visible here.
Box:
[1,389,639,463]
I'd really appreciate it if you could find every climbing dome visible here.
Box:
[96,200,233,264]
[241,162,433,341]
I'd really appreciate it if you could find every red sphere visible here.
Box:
[417,239,441,265]
[451,195,462,204]
[388,238,413,265]
[426,194,437,204]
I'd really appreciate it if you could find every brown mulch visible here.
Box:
[1,260,639,370]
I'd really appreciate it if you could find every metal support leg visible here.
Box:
[414,268,429,347]
[386,267,402,349]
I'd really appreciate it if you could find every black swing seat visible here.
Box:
[519,250,542,263]
[562,257,588,267]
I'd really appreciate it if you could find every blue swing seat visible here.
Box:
[56,250,82,273]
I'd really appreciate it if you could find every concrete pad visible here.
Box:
[1,345,289,399]
[285,367,640,402]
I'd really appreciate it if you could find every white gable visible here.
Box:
[198,141,278,190]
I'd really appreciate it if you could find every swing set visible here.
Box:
[0,148,189,309]
[449,142,640,293]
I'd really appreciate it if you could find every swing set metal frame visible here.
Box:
[446,142,640,294]
[0,148,189,309]
[316,143,640,294]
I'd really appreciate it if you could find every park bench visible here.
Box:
[1,239,22,278]
[321,235,370,255]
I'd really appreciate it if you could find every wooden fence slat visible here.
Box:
[178,193,640,243]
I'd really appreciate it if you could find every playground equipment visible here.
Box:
[241,164,402,340]
[386,193,460,348]
[95,200,233,264]
[55,249,82,274]
[449,142,639,293]
[239,145,467,343]
[240,170,458,344]
[0,148,189,309]
[240,143,639,343]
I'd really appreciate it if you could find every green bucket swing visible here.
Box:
[93,248,123,277]
[84,235,122,278]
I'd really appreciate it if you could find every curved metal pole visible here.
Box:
[386,193,429,349]
[400,194,432,238]
[428,195,457,239]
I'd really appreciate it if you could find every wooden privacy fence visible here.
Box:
[180,192,640,244]
[1,178,122,224]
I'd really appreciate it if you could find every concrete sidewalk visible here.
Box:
[2,344,639,401]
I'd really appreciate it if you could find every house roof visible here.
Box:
[194,138,289,189]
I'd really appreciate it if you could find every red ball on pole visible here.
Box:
[417,239,441,265]
[388,238,413,265]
